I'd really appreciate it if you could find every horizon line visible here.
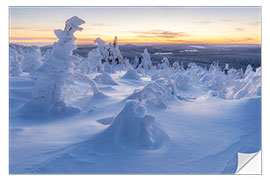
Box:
[9,42,261,47]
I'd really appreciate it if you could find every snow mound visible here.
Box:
[105,100,168,149]
[94,72,118,85]
[20,99,79,118]
[121,69,140,80]
[128,79,176,108]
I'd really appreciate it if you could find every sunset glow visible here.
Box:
[9,7,261,46]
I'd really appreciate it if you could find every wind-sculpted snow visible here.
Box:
[94,72,118,85]
[9,17,261,174]
[102,100,168,149]
[128,79,177,108]
[121,69,140,80]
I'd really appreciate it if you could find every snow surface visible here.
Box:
[9,17,261,174]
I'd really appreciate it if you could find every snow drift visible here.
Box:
[98,100,168,149]
[121,69,140,80]
[94,72,118,85]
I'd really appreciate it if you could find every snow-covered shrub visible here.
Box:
[105,100,168,149]
[137,48,152,73]
[21,46,42,72]
[9,45,23,76]
[128,79,176,108]
[87,48,104,73]
[174,63,203,91]
[159,57,170,70]
[172,61,180,70]
[222,65,261,99]
[175,73,192,91]
[199,62,229,91]
[21,16,85,116]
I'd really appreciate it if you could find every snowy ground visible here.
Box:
[9,16,261,174]
[9,71,261,174]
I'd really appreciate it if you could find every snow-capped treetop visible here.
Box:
[113,36,118,47]
[142,48,151,63]
[94,38,106,46]
[93,36,124,66]
[244,64,254,77]
[112,36,123,63]
[225,64,229,70]
[64,16,85,33]
[160,57,170,70]
[172,62,180,70]
[54,16,85,46]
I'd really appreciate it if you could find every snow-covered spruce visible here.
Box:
[93,36,124,71]
[159,57,170,70]
[104,100,168,149]
[136,48,152,73]
[21,16,85,116]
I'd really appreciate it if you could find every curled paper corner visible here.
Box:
[236,151,261,174]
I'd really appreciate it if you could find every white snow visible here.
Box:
[9,17,261,174]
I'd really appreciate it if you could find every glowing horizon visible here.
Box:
[9,7,261,46]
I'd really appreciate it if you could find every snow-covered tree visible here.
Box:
[94,36,123,65]
[172,61,180,70]
[137,48,152,73]
[22,16,85,116]
[9,45,23,76]
[159,57,170,70]
[21,46,42,73]
[111,36,123,64]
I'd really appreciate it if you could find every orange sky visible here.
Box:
[9,7,261,46]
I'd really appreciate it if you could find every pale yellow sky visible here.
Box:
[9,7,261,45]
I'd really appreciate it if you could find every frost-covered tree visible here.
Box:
[21,46,42,73]
[22,16,85,116]
[159,57,170,70]
[111,36,123,64]
[172,61,180,70]
[93,36,123,66]
[9,45,23,76]
[137,48,152,73]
